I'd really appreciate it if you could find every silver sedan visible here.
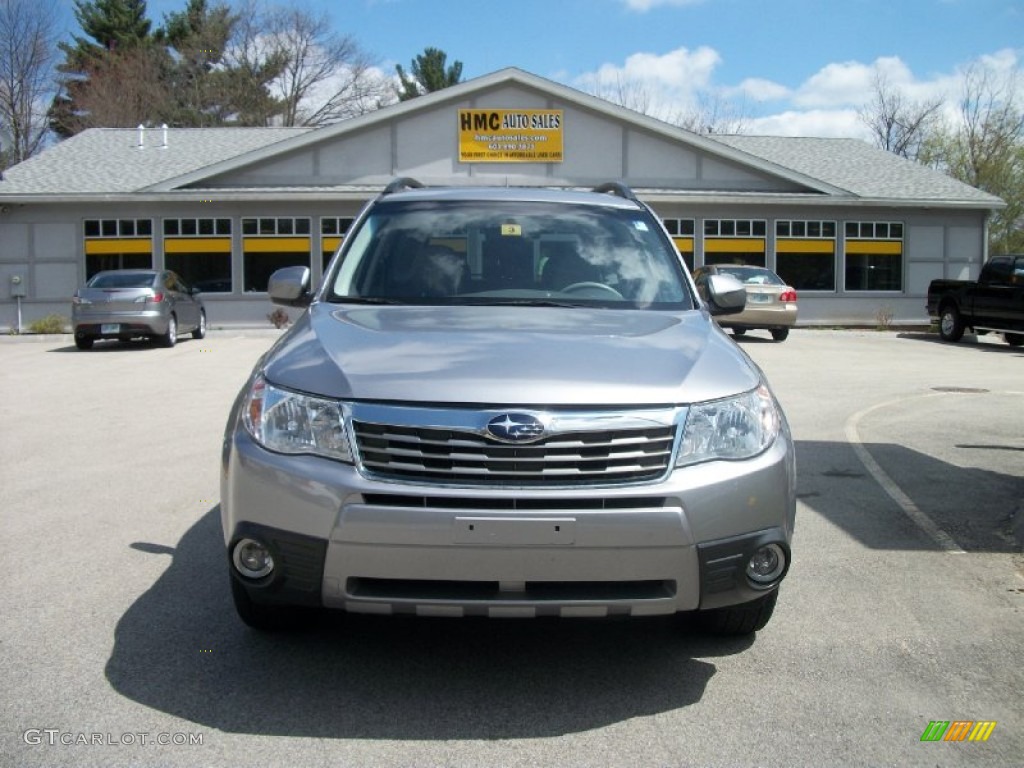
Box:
[71,269,206,350]
[694,265,798,341]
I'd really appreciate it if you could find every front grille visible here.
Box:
[347,577,676,603]
[352,421,676,487]
[360,494,671,510]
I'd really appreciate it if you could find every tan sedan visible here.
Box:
[694,265,798,341]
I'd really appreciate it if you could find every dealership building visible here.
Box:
[0,67,1004,330]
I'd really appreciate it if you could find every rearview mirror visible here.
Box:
[705,273,747,316]
[268,266,312,307]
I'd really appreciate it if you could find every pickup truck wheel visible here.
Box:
[696,589,778,635]
[938,306,965,342]
[1006,333,1023,347]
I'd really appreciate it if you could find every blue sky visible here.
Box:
[61,0,1024,138]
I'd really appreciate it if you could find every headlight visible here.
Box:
[242,375,352,462]
[676,384,779,466]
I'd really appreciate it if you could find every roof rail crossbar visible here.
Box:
[592,182,638,202]
[382,177,424,195]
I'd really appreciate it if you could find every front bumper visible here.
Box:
[222,424,796,618]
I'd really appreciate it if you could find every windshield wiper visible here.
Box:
[459,298,588,308]
[327,296,404,305]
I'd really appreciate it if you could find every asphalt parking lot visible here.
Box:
[1,327,1021,768]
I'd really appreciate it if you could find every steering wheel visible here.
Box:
[561,282,624,299]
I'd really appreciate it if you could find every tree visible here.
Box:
[858,72,942,160]
[920,62,1024,254]
[158,0,236,126]
[263,3,391,126]
[671,92,749,135]
[0,0,60,168]
[395,47,462,101]
[49,0,168,137]
[582,74,749,134]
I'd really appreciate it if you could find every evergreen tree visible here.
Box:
[49,0,165,137]
[396,47,462,101]
[157,0,235,126]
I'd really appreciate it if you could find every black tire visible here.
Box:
[938,304,964,342]
[1006,333,1023,347]
[697,589,778,636]
[159,315,177,348]
[74,335,94,350]
[770,328,790,342]
[730,328,747,337]
[230,578,297,631]
[192,310,207,340]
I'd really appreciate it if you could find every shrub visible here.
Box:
[875,305,894,331]
[29,314,68,334]
[267,308,290,329]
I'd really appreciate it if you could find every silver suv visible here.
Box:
[221,180,796,635]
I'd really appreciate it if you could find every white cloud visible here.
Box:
[747,109,871,140]
[732,77,790,103]
[792,60,876,108]
[572,46,1023,139]
[573,46,722,119]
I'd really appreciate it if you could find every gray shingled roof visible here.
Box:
[0,119,1002,209]
[709,135,1002,206]
[0,126,309,195]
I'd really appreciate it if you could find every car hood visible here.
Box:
[261,303,759,406]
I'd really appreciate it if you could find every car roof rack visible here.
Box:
[381,177,425,196]
[592,182,639,202]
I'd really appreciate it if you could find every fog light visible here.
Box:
[746,543,786,587]
[233,538,274,579]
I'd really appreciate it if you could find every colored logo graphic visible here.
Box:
[920,721,996,742]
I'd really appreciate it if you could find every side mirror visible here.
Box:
[705,273,747,316]
[268,266,312,307]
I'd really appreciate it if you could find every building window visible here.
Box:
[844,221,903,291]
[703,219,767,267]
[775,220,837,291]
[321,217,354,271]
[663,218,696,271]
[242,217,312,292]
[83,219,153,279]
[163,218,233,293]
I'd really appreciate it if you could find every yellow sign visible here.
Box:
[458,109,564,163]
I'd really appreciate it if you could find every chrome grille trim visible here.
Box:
[348,403,685,487]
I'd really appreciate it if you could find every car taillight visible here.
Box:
[148,292,165,303]
[780,289,798,303]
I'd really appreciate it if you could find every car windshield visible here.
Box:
[89,272,156,289]
[716,266,785,286]
[326,199,694,309]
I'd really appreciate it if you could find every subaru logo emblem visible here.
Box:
[486,413,546,443]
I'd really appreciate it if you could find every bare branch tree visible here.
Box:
[0,0,60,166]
[71,46,173,128]
[265,3,391,126]
[921,61,1024,254]
[670,92,750,135]
[215,0,287,125]
[584,72,654,116]
[581,74,748,134]
[858,71,942,159]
